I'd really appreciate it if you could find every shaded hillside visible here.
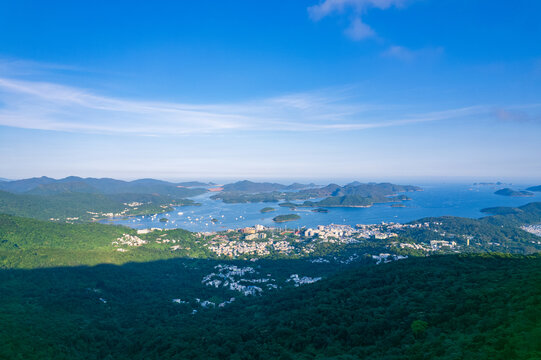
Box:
[1,255,540,359]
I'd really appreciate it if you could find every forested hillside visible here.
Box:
[0,255,540,359]
[0,191,197,221]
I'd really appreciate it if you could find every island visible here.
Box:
[159,218,169,222]
[260,207,276,213]
[278,202,297,209]
[273,214,301,223]
[391,203,406,208]
[473,182,507,186]
[211,182,422,206]
[494,188,534,197]
[311,208,329,213]
[526,185,541,192]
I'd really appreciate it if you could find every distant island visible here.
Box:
[273,214,301,223]
[311,208,329,213]
[473,182,508,186]
[214,181,421,209]
[260,207,276,213]
[212,181,421,206]
[526,185,541,192]
[391,203,406,208]
[277,194,411,209]
[221,180,315,193]
[494,188,534,197]
[278,202,297,209]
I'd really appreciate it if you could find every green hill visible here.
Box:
[0,190,196,221]
[0,214,206,269]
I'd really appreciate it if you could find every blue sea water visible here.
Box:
[101,184,541,232]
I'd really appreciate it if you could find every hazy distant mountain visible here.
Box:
[297,182,421,198]
[526,185,541,192]
[284,182,317,190]
[26,181,101,195]
[222,180,288,192]
[0,176,207,198]
[0,176,58,193]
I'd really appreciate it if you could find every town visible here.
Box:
[111,219,471,260]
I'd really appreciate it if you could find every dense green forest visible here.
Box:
[1,255,540,359]
[0,214,219,269]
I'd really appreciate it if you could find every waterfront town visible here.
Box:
[112,220,468,259]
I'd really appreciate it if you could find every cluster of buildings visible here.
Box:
[303,223,400,242]
[201,221,444,258]
[286,274,322,287]
[131,217,470,259]
[372,253,408,265]
[206,225,296,257]
[522,224,541,237]
[397,240,458,252]
[304,224,356,241]
[208,240,273,257]
[172,297,237,309]
[87,210,130,219]
[112,233,147,250]
[201,264,277,296]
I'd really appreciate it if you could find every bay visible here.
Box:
[101,183,541,232]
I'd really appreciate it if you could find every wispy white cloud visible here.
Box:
[308,0,407,40]
[0,57,85,76]
[381,45,444,62]
[0,76,496,136]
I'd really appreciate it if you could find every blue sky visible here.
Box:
[0,0,540,182]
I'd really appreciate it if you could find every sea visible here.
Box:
[101,183,541,232]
